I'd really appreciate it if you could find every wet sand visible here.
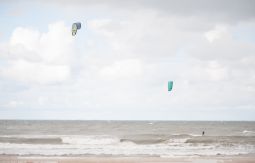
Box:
[0,155,255,163]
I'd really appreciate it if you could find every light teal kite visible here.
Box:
[168,81,173,92]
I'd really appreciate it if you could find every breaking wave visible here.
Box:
[242,130,255,136]
[0,134,255,156]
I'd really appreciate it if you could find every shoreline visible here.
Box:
[1,155,255,163]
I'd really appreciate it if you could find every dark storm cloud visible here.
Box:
[40,0,255,23]
[145,0,255,21]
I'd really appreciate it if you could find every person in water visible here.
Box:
[202,131,205,136]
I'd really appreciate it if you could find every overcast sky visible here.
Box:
[0,0,255,120]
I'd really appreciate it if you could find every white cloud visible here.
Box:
[88,13,199,61]
[99,59,143,80]
[190,24,255,61]
[1,60,70,84]
[0,21,74,84]
[39,22,74,64]
[3,100,24,108]
[205,25,229,43]
[10,27,40,52]
[38,96,48,105]
[184,60,229,82]
[205,61,229,81]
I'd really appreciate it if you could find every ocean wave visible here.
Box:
[0,135,122,145]
[2,134,255,146]
[120,138,165,145]
[0,134,254,156]
[171,134,201,137]
[185,136,255,145]
[119,133,199,145]
[165,138,190,144]
[242,130,255,136]
[0,136,62,144]
[0,142,254,157]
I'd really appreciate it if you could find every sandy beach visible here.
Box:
[0,155,255,163]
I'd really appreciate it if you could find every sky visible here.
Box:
[0,0,255,120]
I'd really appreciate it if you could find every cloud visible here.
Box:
[40,0,255,23]
[1,60,70,84]
[2,100,24,108]
[38,96,48,105]
[144,0,255,23]
[205,25,229,43]
[0,21,74,84]
[88,14,200,61]
[99,59,143,80]
[1,1,255,120]
[189,24,255,61]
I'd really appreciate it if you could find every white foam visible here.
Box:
[0,141,254,157]
[242,130,255,136]
[0,134,255,157]
[166,138,189,144]
[171,133,201,137]
[61,135,120,145]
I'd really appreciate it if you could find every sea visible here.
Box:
[0,120,255,157]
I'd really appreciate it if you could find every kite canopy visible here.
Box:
[168,81,173,92]
[72,22,81,36]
